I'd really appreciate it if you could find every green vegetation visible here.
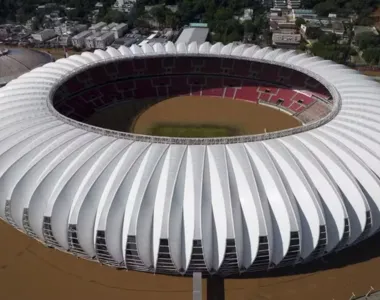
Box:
[355,31,380,65]
[303,0,380,25]
[310,32,356,64]
[148,123,239,137]
[1,0,270,45]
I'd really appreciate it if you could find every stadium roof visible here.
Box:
[0,42,380,276]
[0,48,53,86]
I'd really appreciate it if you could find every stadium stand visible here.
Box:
[53,56,333,125]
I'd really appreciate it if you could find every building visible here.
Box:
[85,32,102,49]
[31,29,56,42]
[113,0,135,13]
[95,32,115,49]
[261,0,273,8]
[175,24,209,45]
[72,30,92,48]
[272,32,301,49]
[101,23,118,33]
[89,22,107,33]
[58,35,72,47]
[239,8,254,22]
[112,23,128,39]
[353,26,378,37]
[0,47,53,87]
[274,0,301,9]
[112,37,138,47]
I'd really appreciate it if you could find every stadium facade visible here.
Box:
[0,42,379,277]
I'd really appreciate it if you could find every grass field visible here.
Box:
[148,123,239,137]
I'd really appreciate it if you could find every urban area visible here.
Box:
[0,0,379,69]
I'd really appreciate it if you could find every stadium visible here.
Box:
[0,41,380,279]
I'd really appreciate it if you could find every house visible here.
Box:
[175,24,209,45]
[112,23,128,39]
[272,32,301,49]
[72,30,92,48]
[95,31,115,49]
[85,32,102,49]
[31,29,56,42]
[89,22,107,33]
[353,26,378,37]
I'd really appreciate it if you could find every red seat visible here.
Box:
[294,92,315,106]
[271,89,297,105]
[258,86,279,95]
[258,92,271,102]
[224,87,235,98]
[202,77,223,96]
[235,86,259,102]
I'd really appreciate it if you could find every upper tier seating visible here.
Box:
[56,74,328,122]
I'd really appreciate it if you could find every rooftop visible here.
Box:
[176,26,209,45]
[0,48,53,85]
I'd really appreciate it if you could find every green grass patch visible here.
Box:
[148,123,240,138]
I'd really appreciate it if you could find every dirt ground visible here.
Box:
[87,96,301,135]
[2,95,380,300]
[1,219,380,300]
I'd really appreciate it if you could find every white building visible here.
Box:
[95,31,115,49]
[113,0,135,13]
[72,30,92,48]
[89,22,107,34]
[112,23,128,39]
[261,0,273,8]
[85,32,102,49]
[274,0,301,9]
[31,29,56,42]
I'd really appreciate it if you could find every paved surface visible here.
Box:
[1,219,380,300]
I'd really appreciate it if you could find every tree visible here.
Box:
[150,6,167,27]
[313,1,338,17]
[319,32,338,45]
[295,17,306,28]
[363,47,380,65]
[102,9,128,23]
[355,32,380,50]
[306,26,323,39]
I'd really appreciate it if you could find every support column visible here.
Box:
[193,272,202,300]
[207,276,225,300]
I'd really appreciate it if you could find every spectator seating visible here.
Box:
[53,57,333,124]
